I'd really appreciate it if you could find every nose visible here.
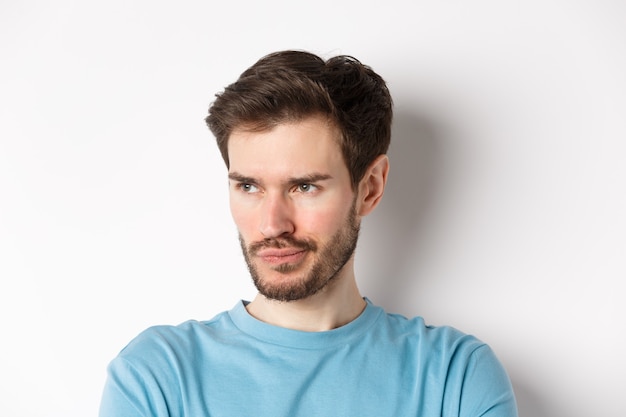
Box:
[259,193,295,238]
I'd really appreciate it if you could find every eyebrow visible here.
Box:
[228,172,257,184]
[228,172,333,185]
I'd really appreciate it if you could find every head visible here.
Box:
[205,50,393,190]
[205,50,392,301]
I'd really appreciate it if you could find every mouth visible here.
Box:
[255,248,308,266]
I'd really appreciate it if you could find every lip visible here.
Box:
[256,248,307,265]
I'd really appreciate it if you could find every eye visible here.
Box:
[296,183,317,193]
[238,183,259,193]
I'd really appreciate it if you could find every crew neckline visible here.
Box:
[227,298,383,350]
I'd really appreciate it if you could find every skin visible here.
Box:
[227,114,389,331]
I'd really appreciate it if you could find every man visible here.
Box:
[99,50,518,416]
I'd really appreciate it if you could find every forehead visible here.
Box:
[227,115,347,177]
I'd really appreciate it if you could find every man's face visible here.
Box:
[228,115,360,302]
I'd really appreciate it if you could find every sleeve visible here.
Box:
[458,344,518,417]
[99,355,173,417]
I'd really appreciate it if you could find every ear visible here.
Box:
[356,154,389,216]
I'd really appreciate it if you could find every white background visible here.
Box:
[1,1,624,416]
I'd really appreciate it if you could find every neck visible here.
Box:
[245,264,366,332]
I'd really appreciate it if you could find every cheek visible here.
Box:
[229,197,255,235]
[296,202,352,236]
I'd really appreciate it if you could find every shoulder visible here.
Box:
[371,309,508,378]
[114,310,233,365]
[382,310,484,350]
[101,314,236,416]
[378,310,516,408]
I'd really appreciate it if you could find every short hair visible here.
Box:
[205,50,393,189]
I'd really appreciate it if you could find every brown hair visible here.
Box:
[205,50,393,189]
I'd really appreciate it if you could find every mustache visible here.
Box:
[248,235,317,255]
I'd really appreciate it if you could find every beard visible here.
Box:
[239,201,360,302]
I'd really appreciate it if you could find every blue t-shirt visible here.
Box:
[99,299,517,417]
